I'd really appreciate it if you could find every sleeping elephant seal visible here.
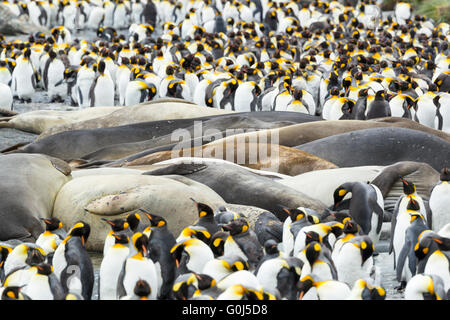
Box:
[143,158,327,220]
[122,140,338,176]
[52,174,225,251]
[38,98,233,138]
[0,107,120,134]
[278,161,439,217]
[0,154,72,242]
[11,111,320,163]
[296,127,450,171]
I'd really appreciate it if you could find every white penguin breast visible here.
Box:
[23,275,54,300]
[430,183,450,232]
[123,258,158,299]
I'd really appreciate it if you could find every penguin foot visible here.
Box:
[394,282,406,292]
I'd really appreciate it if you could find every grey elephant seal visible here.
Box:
[143,159,327,220]
[0,153,71,242]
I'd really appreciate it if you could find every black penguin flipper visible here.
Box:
[396,241,409,281]
[143,163,208,176]
[407,241,418,278]
[424,199,433,230]
[373,202,384,234]
[43,58,51,91]
[77,86,83,105]
[116,261,128,299]
[389,197,401,256]
[88,76,98,107]
[49,274,66,300]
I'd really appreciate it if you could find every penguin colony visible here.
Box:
[0,0,449,300]
[0,0,449,132]
[0,169,450,300]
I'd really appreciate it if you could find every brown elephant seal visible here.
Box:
[0,153,72,242]
[52,173,225,251]
[122,140,338,176]
[206,117,450,151]
[143,159,327,220]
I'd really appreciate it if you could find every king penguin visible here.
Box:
[390,198,425,275]
[333,182,384,247]
[404,274,446,300]
[141,210,177,299]
[396,213,429,289]
[366,90,391,119]
[254,211,283,247]
[101,218,132,256]
[35,217,66,260]
[429,168,450,232]
[297,274,350,300]
[99,233,130,300]
[11,48,37,103]
[22,263,65,300]
[117,233,159,300]
[334,235,375,287]
[52,221,94,300]
[171,237,215,276]
[89,60,115,107]
[190,198,221,236]
[222,217,264,270]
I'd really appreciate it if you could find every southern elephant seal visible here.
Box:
[142,159,327,220]
[0,107,120,134]
[10,111,321,163]
[0,153,72,242]
[122,140,338,176]
[202,117,450,152]
[52,174,225,251]
[295,127,450,171]
[38,98,234,138]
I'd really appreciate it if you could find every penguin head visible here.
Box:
[0,245,12,267]
[48,50,57,60]
[406,198,420,212]
[355,236,374,266]
[304,241,322,267]
[190,198,214,219]
[375,90,386,100]
[178,226,211,244]
[357,279,386,300]
[209,231,228,257]
[101,218,130,232]
[172,273,199,300]
[132,232,149,257]
[414,231,443,260]
[409,213,425,224]
[263,239,279,255]
[113,233,130,245]
[297,275,314,300]
[134,280,152,300]
[333,186,349,209]
[400,177,416,195]
[97,60,106,74]
[140,210,168,228]
[304,231,322,246]
[1,287,27,300]
[440,168,450,182]
[280,205,306,222]
[126,213,141,232]
[222,218,250,236]
[34,263,53,276]
[358,87,369,97]
[25,246,46,267]
[343,219,359,234]
[329,211,351,223]
[67,221,90,247]
[41,217,63,232]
